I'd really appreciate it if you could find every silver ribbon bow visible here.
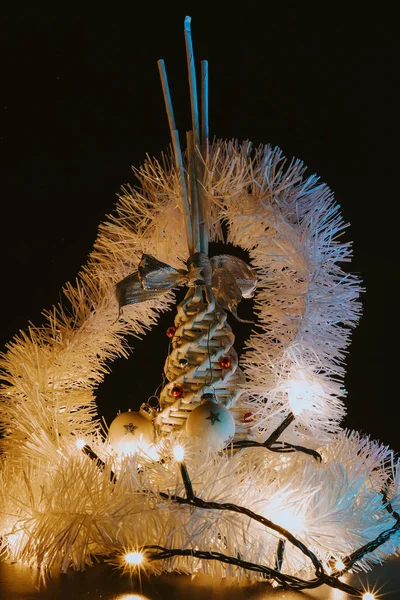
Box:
[115,253,257,323]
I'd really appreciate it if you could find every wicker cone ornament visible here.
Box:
[155,254,245,434]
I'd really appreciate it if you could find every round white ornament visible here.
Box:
[185,398,235,450]
[107,410,154,455]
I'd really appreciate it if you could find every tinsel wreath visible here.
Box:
[0,139,399,584]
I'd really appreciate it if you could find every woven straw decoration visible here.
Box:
[155,282,244,433]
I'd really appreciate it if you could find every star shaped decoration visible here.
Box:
[206,410,221,425]
[124,422,138,435]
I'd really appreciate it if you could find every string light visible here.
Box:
[287,369,322,416]
[362,593,375,600]
[173,445,185,462]
[335,559,345,571]
[124,552,144,566]
[75,439,85,450]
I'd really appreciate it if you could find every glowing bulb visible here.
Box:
[76,439,85,450]
[334,559,345,571]
[116,595,150,600]
[173,445,185,462]
[287,369,322,416]
[362,593,375,600]
[273,508,305,535]
[124,551,143,565]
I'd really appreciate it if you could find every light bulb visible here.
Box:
[335,559,345,571]
[76,439,85,450]
[124,551,143,565]
[273,508,305,535]
[173,445,185,462]
[287,369,320,416]
[362,593,375,600]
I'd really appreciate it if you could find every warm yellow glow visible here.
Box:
[273,508,305,535]
[362,593,375,600]
[173,444,185,462]
[335,558,345,571]
[76,438,86,450]
[143,444,160,461]
[287,369,321,416]
[124,551,143,565]
[7,531,22,547]
[116,595,150,600]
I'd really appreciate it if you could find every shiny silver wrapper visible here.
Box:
[116,253,257,321]
[138,254,186,290]
[211,267,254,324]
[115,271,167,307]
[210,254,257,298]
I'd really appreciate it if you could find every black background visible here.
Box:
[1,4,397,453]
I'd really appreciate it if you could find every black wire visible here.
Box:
[81,444,116,482]
[140,544,364,597]
[336,489,400,574]
[275,539,285,572]
[148,457,400,597]
[156,489,325,575]
[179,461,195,500]
[80,401,397,598]
[232,439,322,461]
[264,413,295,446]
[232,412,322,461]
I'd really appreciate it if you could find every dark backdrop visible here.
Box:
[0,5,397,453]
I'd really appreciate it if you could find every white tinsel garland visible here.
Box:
[0,139,398,589]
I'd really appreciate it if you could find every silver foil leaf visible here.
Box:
[116,254,186,309]
[210,255,257,298]
[138,254,187,290]
[115,271,167,307]
[116,253,257,318]
[211,267,254,324]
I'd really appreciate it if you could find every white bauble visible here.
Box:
[107,410,154,455]
[185,399,235,450]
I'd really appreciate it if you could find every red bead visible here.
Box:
[218,356,232,369]
[171,385,184,399]
[166,326,176,338]
[243,412,254,423]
